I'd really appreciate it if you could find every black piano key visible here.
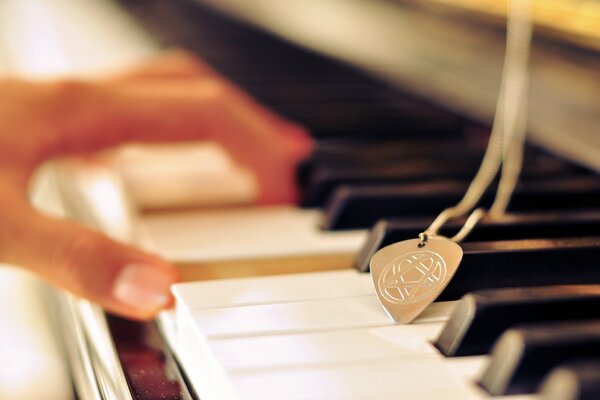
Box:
[302,157,580,207]
[434,285,600,357]
[307,139,482,165]
[323,176,600,230]
[301,162,479,207]
[479,320,600,395]
[539,360,600,400]
[298,139,574,191]
[362,236,600,300]
[439,237,600,301]
[324,180,465,230]
[297,140,484,187]
[354,211,600,272]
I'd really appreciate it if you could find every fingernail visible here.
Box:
[113,263,173,312]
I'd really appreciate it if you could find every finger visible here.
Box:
[0,184,178,320]
[106,49,219,82]
[48,78,314,203]
[109,80,314,203]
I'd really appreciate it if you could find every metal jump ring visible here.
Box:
[418,232,429,248]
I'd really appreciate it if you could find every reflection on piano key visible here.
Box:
[173,270,373,309]
[228,358,478,400]
[209,325,439,372]
[189,296,392,339]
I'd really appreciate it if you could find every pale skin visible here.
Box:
[0,51,314,320]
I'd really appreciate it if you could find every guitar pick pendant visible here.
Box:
[370,237,463,324]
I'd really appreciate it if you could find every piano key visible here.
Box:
[173,270,456,343]
[138,206,367,278]
[300,140,569,178]
[173,272,460,400]
[227,358,479,400]
[301,139,480,170]
[207,325,440,372]
[302,154,578,207]
[275,103,459,136]
[356,236,600,301]
[354,211,600,272]
[172,270,374,309]
[539,360,600,400]
[323,176,600,230]
[188,296,393,339]
[439,237,600,301]
[173,271,535,400]
[479,320,600,395]
[297,140,483,188]
[434,285,600,357]
[302,161,482,208]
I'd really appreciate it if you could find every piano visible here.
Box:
[3,0,599,399]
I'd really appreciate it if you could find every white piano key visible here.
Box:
[112,142,259,209]
[410,300,456,323]
[175,292,534,400]
[445,355,490,382]
[190,295,393,339]
[438,353,540,400]
[138,206,366,262]
[208,325,440,372]
[173,269,373,308]
[230,360,539,400]
[402,319,449,342]
[169,255,539,400]
[228,357,478,400]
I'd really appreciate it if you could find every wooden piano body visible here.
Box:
[1,0,599,399]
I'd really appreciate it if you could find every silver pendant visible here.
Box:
[370,237,463,324]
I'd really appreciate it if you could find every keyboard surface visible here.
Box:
[95,1,600,399]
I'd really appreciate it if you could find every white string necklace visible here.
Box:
[370,0,534,324]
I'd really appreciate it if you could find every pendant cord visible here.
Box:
[422,0,533,243]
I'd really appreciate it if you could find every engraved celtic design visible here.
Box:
[376,250,447,304]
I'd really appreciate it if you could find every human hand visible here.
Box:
[0,51,313,320]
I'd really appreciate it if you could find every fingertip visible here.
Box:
[111,261,179,319]
[281,123,315,163]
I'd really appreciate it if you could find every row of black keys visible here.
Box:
[300,141,600,229]
[335,159,600,399]
[434,285,600,399]
[325,141,600,399]
[320,140,600,399]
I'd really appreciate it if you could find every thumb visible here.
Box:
[0,185,178,319]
